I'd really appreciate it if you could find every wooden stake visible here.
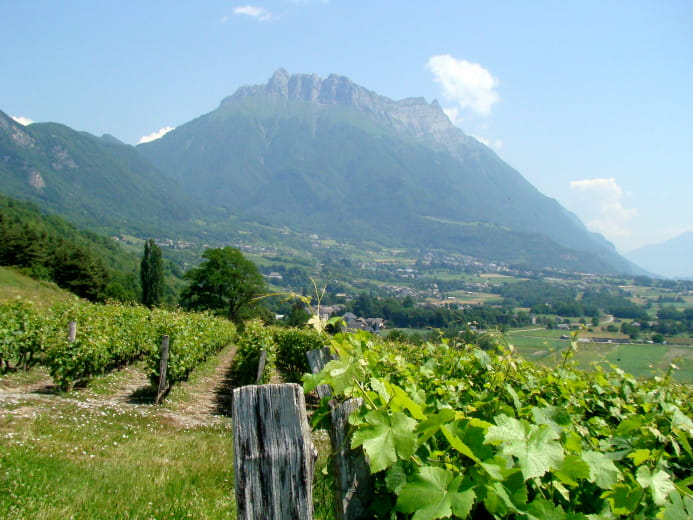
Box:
[155,335,169,404]
[233,383,316,520]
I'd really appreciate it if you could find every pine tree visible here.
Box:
[140,239,164,307]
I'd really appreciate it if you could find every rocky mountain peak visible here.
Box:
[224,70,475,156]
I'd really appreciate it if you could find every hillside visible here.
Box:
[626,231,693,279]
[0,110,199,236]
[0,194,139,301]
[139,70,640,274]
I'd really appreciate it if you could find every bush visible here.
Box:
[232,319,277,385]
[273,327,326,382]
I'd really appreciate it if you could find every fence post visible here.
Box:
[306,346,337,400]
[330,398,373,520]
[155,335,169,405]
[233,383,316,520]
[68,321,77,343]
[306,348,373,519]
[255,349,267,384]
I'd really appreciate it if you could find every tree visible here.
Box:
[140,239,164,307]
[180,247,265,322]
[51,245,108,302]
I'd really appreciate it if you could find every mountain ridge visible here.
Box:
[626,231,693,279]
[0,110,199,236]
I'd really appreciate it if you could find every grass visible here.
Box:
[0,345,340,520]
[0,266,71,305]
[0,395,236,519]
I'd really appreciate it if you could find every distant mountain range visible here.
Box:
[626,232,693,279]
[1,70,646,274]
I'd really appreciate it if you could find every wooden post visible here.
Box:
[306,346,337,400]
[155,335,169,405]
[306,348,373,519]
[233,383,316,520]
[330,398,373,520]
[68,321,77,343]
[255,349,267,384]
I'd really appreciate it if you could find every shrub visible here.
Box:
[232,319,277,385]
[273,327,326,382]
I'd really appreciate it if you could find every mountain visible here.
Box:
[139,69,639,274]
[626,232,693,279]
[0,110,197,236]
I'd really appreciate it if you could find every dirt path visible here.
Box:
[0,345,239,428]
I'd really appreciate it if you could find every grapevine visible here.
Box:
[305,332,693,519]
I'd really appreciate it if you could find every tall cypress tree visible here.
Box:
[140,239,164,307]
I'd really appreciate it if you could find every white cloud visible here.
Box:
[426,54,499,118]
[233,5,273,21]
[11,116,33,126]
[569,178,638,239]
[137,126,175,144]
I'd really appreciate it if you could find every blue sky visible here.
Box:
[1,0,691,252]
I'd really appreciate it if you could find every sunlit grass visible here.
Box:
[0,397,236,519]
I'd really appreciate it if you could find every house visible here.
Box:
[342,313,386,333]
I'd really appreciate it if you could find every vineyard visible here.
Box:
[2,297,693,519]
[0,298,236,391]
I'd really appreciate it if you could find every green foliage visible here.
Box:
[231,319,277,385]
[45,301,156,389]
[272,327,326,382]
[0,194,138,302]
[180,247,265,322]
[0,297,235,390]
[0,300,46,371]
[147,308,237,386]
[306,332,693,519]
[140,239,164,307]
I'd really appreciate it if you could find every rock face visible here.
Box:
[229,69,473,156]
[138,70,640,274]
[0,112,36,149]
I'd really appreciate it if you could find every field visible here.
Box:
[507,328,693,382]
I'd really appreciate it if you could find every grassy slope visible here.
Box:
[0,266,72,304]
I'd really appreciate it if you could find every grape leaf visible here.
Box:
[602,483,642,515]
[662,491,693,520]
[555,454,590,487]
[485,414,564,480]
[396,466,475,520]
[351,410,417,473]
[636,466,675,506]
[582,450,622,489]
[526,498,569,520]
[416,408,457,444]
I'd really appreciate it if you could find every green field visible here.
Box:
[507,330,693,383]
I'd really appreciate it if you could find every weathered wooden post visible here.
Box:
[255,349,267,384]
[306,348,373,520]
[67,321,77,343]
[233,383,316,520]
[306,346,337,400]
[155,335,169,405]
[330,398,372,520]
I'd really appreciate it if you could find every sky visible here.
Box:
[1,0,691,253]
